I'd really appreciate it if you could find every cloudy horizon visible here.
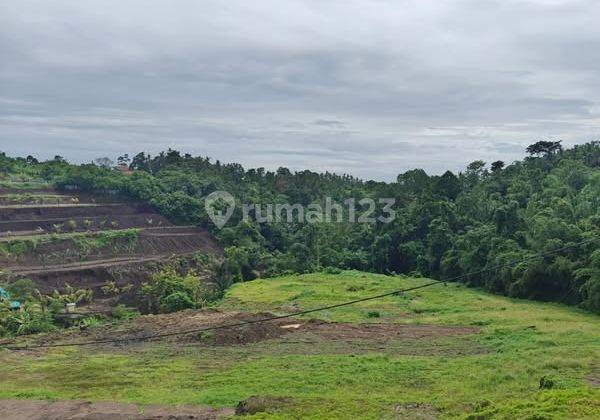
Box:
[2,0,600,180]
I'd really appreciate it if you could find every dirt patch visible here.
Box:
[307,320,479,340]
[393,403,439,419]
[0,191,223,303]
[0,187,55,195]
[8,310,481,352]
[0,213,171,235]
[3,258,159,294]
[0,204,147,222]
[587,375,600,388]
[0,399,234,419]
[1,227,221,269]
[0,195,77,206]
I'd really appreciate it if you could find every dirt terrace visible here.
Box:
[0,203,152,221]
[0,213,170,236]
[0,226,222,268]
[0,190,222,294]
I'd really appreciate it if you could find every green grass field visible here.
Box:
[1,271,599,418]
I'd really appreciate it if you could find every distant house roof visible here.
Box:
[115,164,134,176]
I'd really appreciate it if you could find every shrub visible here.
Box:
[34,284,93,312]
[79,316,104,328]
[323,266,342,274]
[161,292,196,312]
[539,376,555,389]
[141,267,216,313]
[0,302,55,337]
[5,278,36,301]
[101,281,133,296]
[111,304,140,320]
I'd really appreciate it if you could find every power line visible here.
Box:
[2,237,596,350]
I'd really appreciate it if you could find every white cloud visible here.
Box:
[1,0,600,180]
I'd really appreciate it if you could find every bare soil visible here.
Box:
[0,226,222,268]
[8,309,481,352]
[393,403,439,419]
[0,187,55,195]
[1,190,222,297]
[0,195,78,206]
[9,255,182,275]
[587,375,600,388]
[0,213,170,235]
[4,254,213,297]
[0,399,234,419]
[0,203,149,221]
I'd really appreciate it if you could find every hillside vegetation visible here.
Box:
[2,141,599,312]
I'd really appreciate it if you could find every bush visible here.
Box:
[4,278,36,301]
[161,292,196,312]
[0,303,55,337]
[79,316,105,328]
[367,311,381,318]
[111,304,140,320]
[141,267,216,313]
[539,376,555,389]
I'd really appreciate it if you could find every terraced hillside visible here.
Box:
[0,187,222,295]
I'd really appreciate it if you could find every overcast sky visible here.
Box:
[1,0,600,180]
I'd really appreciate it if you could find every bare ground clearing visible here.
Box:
[3,309,482,354]
[0,399,234,420]
[0,213,170,235]
[1,190,222,296]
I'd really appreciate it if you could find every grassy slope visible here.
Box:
[1,271,599,419]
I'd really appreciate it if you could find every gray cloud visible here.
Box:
[1,0,600,180]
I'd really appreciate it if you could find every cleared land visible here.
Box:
[0,399,233,420]
[1,271,598,419]
[0,189,221,296]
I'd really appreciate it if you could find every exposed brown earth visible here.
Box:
[393,403,439,419]
[7,309,481,353]
[9,255,185,275]
[0,187,55,195]
[0,213,170,236]
[4,259,165,295]
[0,399,234,420]
[0,190,222,295]
[0,227,222,268]
[0,194,78,205]
[0,203,149,221]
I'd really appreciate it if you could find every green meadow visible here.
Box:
[1,271,599,419]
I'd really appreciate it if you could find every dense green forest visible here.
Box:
[1,141,599,312]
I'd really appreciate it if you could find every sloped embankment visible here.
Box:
[0,190,222,294]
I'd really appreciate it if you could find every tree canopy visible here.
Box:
[2,141,599,312]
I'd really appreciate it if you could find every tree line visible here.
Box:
[1,140,599,312]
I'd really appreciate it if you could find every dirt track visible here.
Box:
[0,399,234,420]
